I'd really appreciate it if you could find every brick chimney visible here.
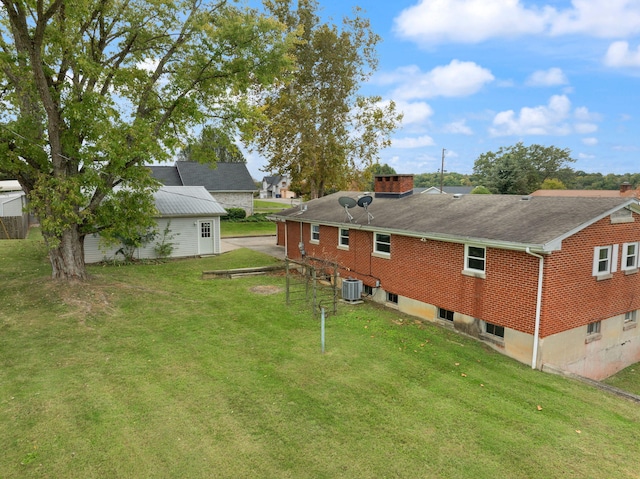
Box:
[374,174,414,198]
[620,182,633,194]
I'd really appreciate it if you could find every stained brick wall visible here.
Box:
[283,209,640,339]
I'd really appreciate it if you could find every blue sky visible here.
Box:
[245,0,640,180]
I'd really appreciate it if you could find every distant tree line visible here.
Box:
[370,142,640,195]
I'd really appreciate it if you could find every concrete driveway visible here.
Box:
[220,235,285,260]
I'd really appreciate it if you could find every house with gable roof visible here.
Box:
[270,174,640,380]
[260,174,296,199]
[84,186,226,263]
[149,161,257,216]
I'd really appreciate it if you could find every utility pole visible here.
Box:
[440,148,446,194]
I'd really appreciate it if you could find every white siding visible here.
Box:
[84,216,220,264]
[0,195,25,216]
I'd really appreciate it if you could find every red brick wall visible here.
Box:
[284,212,640,338]
[374,175,414,194]
[539,215,640,337]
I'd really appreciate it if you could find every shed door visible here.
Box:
[198,220,214,255]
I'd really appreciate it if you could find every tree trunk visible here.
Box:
[46,225,88,280]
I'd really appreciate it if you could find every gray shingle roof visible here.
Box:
[272,191,638,251]
[149,162,257,192]
[154,186,226,217]
[175,161,256,191]
[148,166,182,186]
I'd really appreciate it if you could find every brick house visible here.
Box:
[271,174,640,380]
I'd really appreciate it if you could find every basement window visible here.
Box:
[624,311,637,331]
[485,322,505,338]
[386,292,398,305]
[438,307,454,322]
[586,321,602,343]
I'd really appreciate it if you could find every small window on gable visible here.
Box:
[438,308,454,322]
[374,233,391,256]
[465,245,486,273]
[339,228,349,248]
[622,242,639,271]
[311,224,320,243]
[592,245,618,278]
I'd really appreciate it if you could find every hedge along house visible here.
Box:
[271,174,640,380]
[84,186,226,263]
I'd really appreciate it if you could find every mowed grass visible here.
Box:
[220,220,276,237]
[1,232,640,478]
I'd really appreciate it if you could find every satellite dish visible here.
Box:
[338,197,357,208]
[357,195,373,208]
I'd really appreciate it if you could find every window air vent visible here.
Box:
[342,279,363,302]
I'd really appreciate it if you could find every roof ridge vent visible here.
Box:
[453,193,463,199]
[521,195,532,201]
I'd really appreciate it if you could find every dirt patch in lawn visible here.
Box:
[250,285,283,295]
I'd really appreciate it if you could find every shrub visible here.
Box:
[224,208,246,221]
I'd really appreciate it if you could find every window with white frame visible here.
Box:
[622,242,639,271]
[624,310,637,323]
[339,228,349,248]
[310,224,320,243]
[374,233,391,256]
[465,245,486,273]
[592,245,618,277]
[587,321,601,335]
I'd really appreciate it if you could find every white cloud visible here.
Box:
[442,120,474,135]
[578,153,596,159]
[604,41,640,67]
[379,61,494,101]
[394,0,640,45]
[394,0,552,45]
[392,135,436,149]
[489,95,599,137]
[582,137,598,146]
[392,100,434,126]
[526,68,568,87]
[137,58,159,72]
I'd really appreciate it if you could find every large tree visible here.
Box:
[251,0,401,199]
[0,0,292,279]
[178,126,245,163]
[472,142,575,195]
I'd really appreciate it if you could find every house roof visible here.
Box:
[415,186,474,195]
[531,189,639,198]
[272,191,639,252]
[0,180,22,192]
[149,162,257,192]
[154,186,226,217]
[148,166,182,186]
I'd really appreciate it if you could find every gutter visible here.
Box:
[526,247,545,370]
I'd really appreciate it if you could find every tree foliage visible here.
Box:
[0,0,293,279]
[413,172,472,188]
[178,126,245,163]
[251,0,402,199]
[472,142,576,195]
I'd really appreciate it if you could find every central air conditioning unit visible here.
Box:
[342,279,363,302]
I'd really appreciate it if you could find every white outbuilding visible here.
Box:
[84,186,226,263]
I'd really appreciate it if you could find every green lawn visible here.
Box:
[254,199,293,214]
[220,220,276,237]
[1,231,640,478]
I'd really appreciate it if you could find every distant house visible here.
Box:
[271,174,640,380]
[531,182,639,198]
[260,174,296,199]
[414,186,474,195]
[149,161,257,216]
[84,186,225,263]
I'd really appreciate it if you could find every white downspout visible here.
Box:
[526,248,544,369]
